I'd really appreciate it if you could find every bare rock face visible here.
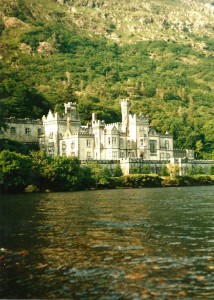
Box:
[37,42,56,55]
[19,43,32,55]
[65,0,213,47]
[3,16,29,29]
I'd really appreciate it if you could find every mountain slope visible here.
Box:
[0,0,213,157]
[67,0,214,50]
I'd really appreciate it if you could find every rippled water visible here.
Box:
[0,186,214,299]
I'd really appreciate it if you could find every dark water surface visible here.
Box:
[0,186,214,299]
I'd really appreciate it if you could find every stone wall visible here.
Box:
[0,117,43,143]
[116,158,214,175]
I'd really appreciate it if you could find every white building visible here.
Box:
[41,99,175,160]
[1,99,194,161]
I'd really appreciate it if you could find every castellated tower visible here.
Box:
[121,98,130,133]
[64,102,81,133]
[64,102,80,121]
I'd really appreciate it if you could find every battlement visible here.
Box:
[78,132,94,137]
[5,117,42,125]
[42,110,65,122]
[120,98,130,105]
[80,125,89,129]
[184,159,214,164]
[104,123,120,130]
[64,102,77,108]
[92,120,105,127]
[136,113,149,122]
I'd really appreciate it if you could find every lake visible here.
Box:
[0,186,214,299]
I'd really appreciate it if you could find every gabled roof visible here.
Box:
[111,125,118,134]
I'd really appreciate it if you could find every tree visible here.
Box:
[195,140,203,158]
[0,80,49,119]
[113,163,123,177]
[167,164,180,179]
[85,162,112,188]
[158,164,169,176]
[0,102,7,133]
[0,139,39,155]
[0,150,33,192]
[39,156,81,191]
[61,81,78,104]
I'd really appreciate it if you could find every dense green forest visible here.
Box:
[0,0,213,158]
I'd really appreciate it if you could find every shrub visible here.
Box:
[121,174,162,188]
[25,185,39,193]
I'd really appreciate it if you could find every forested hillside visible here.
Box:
[0,0,213,157]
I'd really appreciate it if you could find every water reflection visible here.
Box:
[0,187,214,299]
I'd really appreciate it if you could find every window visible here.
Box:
[25,128,31,135]
[62,142,66,150]
[166,153,170,159]
[150,140,157,153]
[10,127,16,135]
[165,140,169,149]
[160,153,165,160]
[87,152,91,159]
[71,141,75,149]
[113,151,117,159]
[48,142,54,157]
[120,138,123,147]
[112,137,117,146]
[127,140,130,148]
[86,139,91,147]
[38,128,42,135]
[128,151,133,158]
[48,142,54,149]
[62,142,66,156]
[108,137,111,145]
[140,139,144,147]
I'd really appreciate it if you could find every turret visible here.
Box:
[92,113,97,123]
[63,102,81,133]
[64,102,80,121]
[121,98,130,133]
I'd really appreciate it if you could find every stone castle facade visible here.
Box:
[1,99,194,162]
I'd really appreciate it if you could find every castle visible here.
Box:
[0,99,194,162]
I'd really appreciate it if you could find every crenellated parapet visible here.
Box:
[104,123,121,131]
[92,113,105,128]
[5,117,42,125]
[78,132,94,137]
[136,113,149,123]
[68,132,94,137]
[42,110,65,123]
[64,102,80,122]
[120,98,130,107]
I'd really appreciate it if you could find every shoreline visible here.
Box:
[1,174,214,194]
